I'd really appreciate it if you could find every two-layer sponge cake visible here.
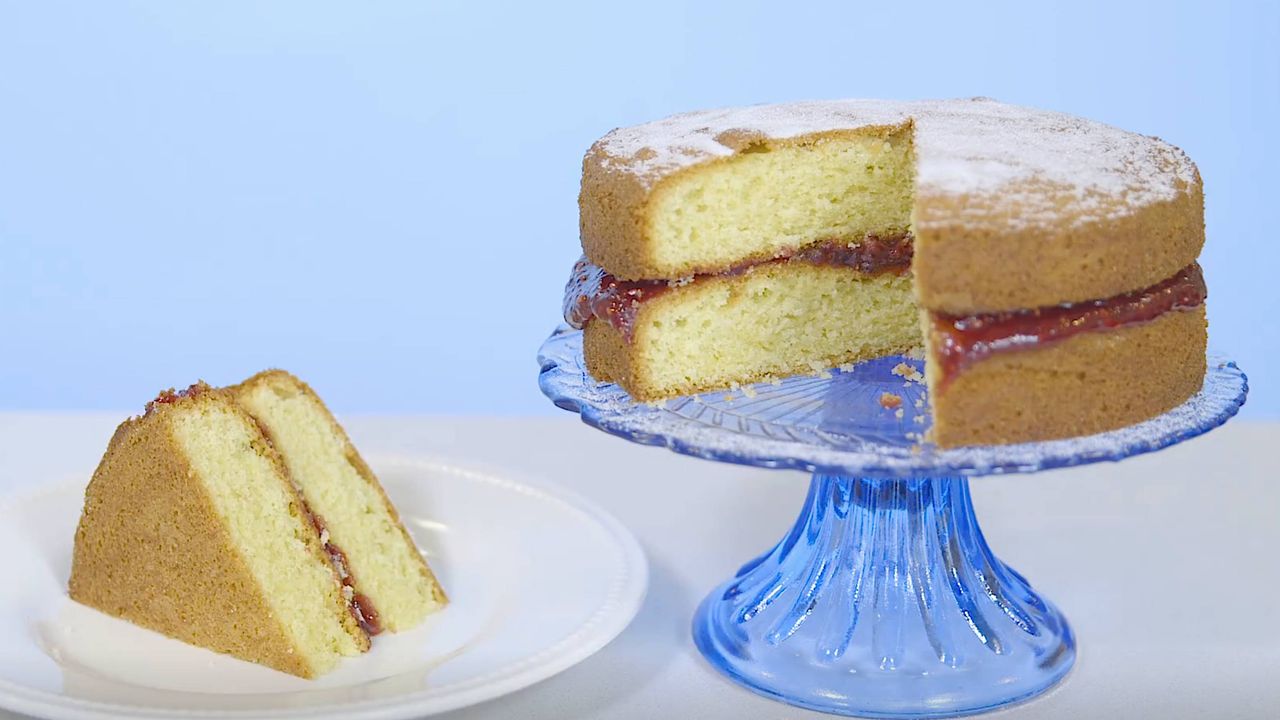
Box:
[69,374,446,678]
[566,98,1207,446]
[230,370,446,634]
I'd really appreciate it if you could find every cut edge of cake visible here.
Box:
[584,263,922,400]
[582,123,915,281]
[230,370,447,635]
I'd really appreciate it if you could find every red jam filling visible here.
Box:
[311,513,383,636]
[931,263,1207,391]
[564,233,914,342]
[351,593,382,636]
[144,382,208,413]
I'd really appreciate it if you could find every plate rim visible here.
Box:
[0,454,650,720]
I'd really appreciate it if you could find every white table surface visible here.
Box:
[0,413,1276,720]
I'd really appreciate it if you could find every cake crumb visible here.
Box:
[806,361,833,378]
[838,363,856,373]
[894,407,905,419]
[892,362,925,383]
[879,392,903,410]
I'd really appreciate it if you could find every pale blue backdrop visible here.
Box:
[2,1,1275,416]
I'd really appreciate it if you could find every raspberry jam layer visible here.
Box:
[564,233,914,342]
[311,512,383,635]
[931,263,1207,391]
[144,382,209,413]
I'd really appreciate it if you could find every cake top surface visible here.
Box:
[590,98,1199,229]
[144,381,213,415]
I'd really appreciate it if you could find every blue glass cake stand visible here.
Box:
[537,325,1248,719]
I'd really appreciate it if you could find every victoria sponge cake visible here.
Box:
[69,373,446,678]
[564,98,1207,446]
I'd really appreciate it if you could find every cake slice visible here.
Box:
[69,384,369,678]
[229,370,446,634]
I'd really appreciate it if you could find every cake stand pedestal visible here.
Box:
[537,325,1248,719]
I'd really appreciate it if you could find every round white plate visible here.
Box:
[0,456,648,720]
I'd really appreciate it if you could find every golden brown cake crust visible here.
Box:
[928,306,1207,447]
[233,370,448,609]
[580,99,1203,313]
[582,319,634,391]
[68,392,368,679]
[912,182,1203,312]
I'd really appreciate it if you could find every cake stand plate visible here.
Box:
[537,325,1248,719]
[0,456,648,720]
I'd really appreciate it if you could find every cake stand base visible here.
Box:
[693,474,1075,718]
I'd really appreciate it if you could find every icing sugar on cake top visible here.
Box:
[592,98,1200,229]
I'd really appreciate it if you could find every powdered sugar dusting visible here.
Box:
[596,100,909,177]
[593,98,1199,229]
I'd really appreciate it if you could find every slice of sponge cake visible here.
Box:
[230,370,447,634]
[69,384,369,678]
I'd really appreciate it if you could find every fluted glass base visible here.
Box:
[693,475,1074,718]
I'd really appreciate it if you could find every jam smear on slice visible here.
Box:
[930,263,1207,392]
[565,232,914,342]
[144,382,209,413]
[351,593,383,636]
[310,512,384,636]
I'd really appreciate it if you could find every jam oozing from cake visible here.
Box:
[565,233,914,341]
[311,512,383,636]
[931,263,1207,391]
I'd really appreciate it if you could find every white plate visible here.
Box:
[0,456,648,720]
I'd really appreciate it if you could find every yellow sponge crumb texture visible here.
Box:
[233,371,446,633]
[599,263,921,399]
[170,406,367,671]
[646,131,914,275]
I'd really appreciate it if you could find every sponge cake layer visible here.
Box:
[232,371,447,634]
[584,263,921,400]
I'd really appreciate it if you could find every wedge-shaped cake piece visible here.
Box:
[230,370,447,633]
[69,384,369,678]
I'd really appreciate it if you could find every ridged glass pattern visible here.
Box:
[538,324,1247,478]
[693,475,1073,717]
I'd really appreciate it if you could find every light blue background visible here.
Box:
[1,1,1275,416]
